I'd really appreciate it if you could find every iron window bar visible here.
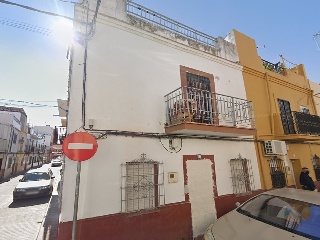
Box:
[268,157,287,188]
[121,154,165,213]
[292,111,320,136]
[126,1,217,48]
[230,155,255,194]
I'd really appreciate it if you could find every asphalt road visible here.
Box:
[0,163,61,240]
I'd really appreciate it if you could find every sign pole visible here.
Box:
[62,131,98,240]
[71,161,81,240]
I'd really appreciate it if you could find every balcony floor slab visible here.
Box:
[165,123,256,137]
[275,134,320,142]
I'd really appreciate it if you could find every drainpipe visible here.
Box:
[255,141,267,189]
[265,72,275,136]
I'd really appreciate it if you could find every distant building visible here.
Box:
[0,106,28,175]
[33,125,54,162]
[0,112,21,179]
[0,106,51,179]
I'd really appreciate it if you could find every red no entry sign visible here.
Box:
[62,132,98,162]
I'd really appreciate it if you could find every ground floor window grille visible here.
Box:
[121,154,165,213]
[268,157,287,188]
[312,154,320,181]
[230,155,255,194]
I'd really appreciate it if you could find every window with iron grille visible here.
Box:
[278,99,295,134]
[230,155,255,194]
[121,154,165,213]
[186,72,212,124]
[268,157,287,188]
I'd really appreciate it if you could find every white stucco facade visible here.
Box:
[60,1,261,238]
[71,19,247,133]
[33,125,53,151]
[0,113,21,178]
[61,136,260,221]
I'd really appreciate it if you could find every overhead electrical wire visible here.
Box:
[0,98,68,112]
[0,0,87,24]
[313,32,320,50]
[0,0,74,21]
[0,17,52,36]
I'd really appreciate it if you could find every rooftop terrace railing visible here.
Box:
[262,59,286,75]
[126,1,217,48]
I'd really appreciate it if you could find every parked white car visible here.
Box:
[51,157,62,167]
[204,188,320,240]
[13,167,55,201]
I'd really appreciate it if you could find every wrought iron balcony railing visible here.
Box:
[293,111,320,135]
[165,87,255,129]
[126,1,217,48]
[262,59,286,75]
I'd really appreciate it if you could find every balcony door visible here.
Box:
[179,66,216,125]
[278,99,295,134]
[186,72,212,123]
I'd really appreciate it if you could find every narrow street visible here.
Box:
[0,164,61,240]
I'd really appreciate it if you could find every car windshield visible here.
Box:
[21,172,50,181]
[237,194,320,239]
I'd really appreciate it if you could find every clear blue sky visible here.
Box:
[0,0,73,127]
[0,0,319,127]
[133,0,320,82]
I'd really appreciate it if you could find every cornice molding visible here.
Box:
[243,66,311,94]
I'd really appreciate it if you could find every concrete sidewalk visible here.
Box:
[36,170,61,240]
[36,194,60,240]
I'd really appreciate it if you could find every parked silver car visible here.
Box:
[13,167,55,200]
[204,188,320,240]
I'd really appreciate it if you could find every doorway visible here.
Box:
[291,159,302,189]
[185,156,217,238]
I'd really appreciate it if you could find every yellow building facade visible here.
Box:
[232,30,320,190]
